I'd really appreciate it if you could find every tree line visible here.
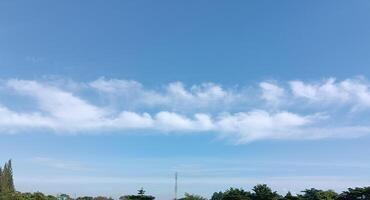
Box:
[208,184,370,200]
[1,160,370,200]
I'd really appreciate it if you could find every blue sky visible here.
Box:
[1,0,370,199]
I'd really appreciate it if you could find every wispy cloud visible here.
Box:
[30,157,91,171]
[259,81,285,105]
[25,56,45,64]
[1,77,370,143]
[90,78,242,110]
[289,77,370,109]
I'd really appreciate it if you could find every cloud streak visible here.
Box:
[30,157,91,171]
[1,77,370,143]
[90,78,242,111]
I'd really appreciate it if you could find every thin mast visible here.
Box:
[175,172,178,200]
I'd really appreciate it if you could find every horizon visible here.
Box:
[1,0,370,199]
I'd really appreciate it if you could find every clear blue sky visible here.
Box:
[1,0,370,199]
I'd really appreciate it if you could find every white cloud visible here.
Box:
[0,106,54,131]
[89,78,143,93]
[7,79,105,126]
[107,111,154,129]
[260,82,284,104]
[216,110,316,142]
[89,78,240,110]
[30,157,90,171]
[154,112,214,132]
[289,78,370,109]
[1,77,370,143]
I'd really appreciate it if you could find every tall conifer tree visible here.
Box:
[0,166,2,193]
[7,160,14,192]
[0,160,15,193]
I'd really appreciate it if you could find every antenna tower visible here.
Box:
[175,172,178,200]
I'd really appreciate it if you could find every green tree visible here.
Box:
[57,194,73,200]
[179,193,207,200]
[77,197,94,200]
[138,188,146,196]
[222,188,251,200]
[119,188,155,200]
[299,188,337,200]
[93,196,114,200]
[0,160,15,193]
[251,184,281,200]
[283,192,300,200]
[319,190,337,200]
[300,188,322,200]
[33,191,47,200]
[337,187,370,200]
[210,192,224,200]
[0,166,2,193]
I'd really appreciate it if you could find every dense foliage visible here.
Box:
[179,193,207,200]
[1,160,370,200]
[209,185,370,200]
[0,160,15,194]
[119,188,155,200]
